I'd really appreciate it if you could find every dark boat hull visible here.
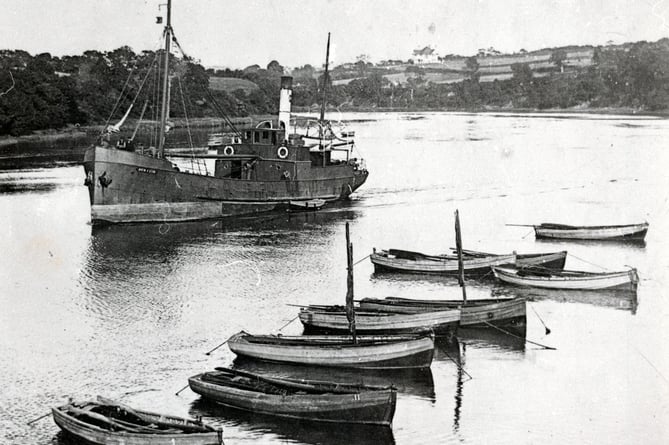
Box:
[84,146,367,225]
[188,374,396,426]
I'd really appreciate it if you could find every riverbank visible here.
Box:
[1,108,664,169]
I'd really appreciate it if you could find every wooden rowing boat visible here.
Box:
[288,199,326,212]
[298,306,460,336]
[52,396,223,445]
[370,248,516,276]
[357,297,526,334]
[370,248,567,276]
[230,358,436,400]
[188,367,396,426]
[226,331,435,369]
[492,266,640,290]
[532,222,649,241]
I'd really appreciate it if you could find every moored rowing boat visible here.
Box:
[227,331,435,369]
[533,222,648,241]
[188,367,396,426]
[52,396,223,445]
[492,266,639,291]
[298,306,460,336]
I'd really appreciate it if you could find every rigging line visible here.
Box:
[206,90,243,138]
[566,253,611,271]
[176,76,200,174]
[481,321,556,350]
[101,65,136,136]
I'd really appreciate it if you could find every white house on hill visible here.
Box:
[412,46,439,64]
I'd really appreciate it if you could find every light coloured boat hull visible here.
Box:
[227,332,435,369]
[534,223,648,241]
[370,251,515,275]
[358,298,526,333]
[189,374,396,426]
[299,309,460,335]
[493,267,639,290]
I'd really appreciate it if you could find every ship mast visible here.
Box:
[319,32,330,167]
[157,0,172,158]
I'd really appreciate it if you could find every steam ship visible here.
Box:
[83,1,368,225]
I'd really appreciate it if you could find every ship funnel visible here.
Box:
[279,76,292,135]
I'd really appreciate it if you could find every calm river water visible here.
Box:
[1,112,668,444]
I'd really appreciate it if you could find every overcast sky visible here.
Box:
[1,0,668,69]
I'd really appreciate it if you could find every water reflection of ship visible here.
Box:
[230,357,436,401]
[492,284,638,314]
[189,399,396,445]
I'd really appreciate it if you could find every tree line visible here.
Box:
[0,39,667,136]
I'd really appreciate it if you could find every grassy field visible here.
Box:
[208,77,259,93]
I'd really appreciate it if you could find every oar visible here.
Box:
[506,224,535,227]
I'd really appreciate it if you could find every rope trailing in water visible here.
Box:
[441,348,473,382]
[482,321,556,350]
[529,303,551,335]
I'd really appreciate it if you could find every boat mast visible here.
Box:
[345,222,357,344]
[319,33,330,167]
[319,32,330,124]
[157,0,172,158]
[454,209,467,303]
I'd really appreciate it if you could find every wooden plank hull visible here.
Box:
[188,374,396,426]
[493,266,639,290]
[227,332,435,369]
[534,222,648,241]
[52,401,222,445]
[84,146,367,225]
[358,298,526,334]
[298,308,460,336]
[370,250,515,276]
[516,251,567,270]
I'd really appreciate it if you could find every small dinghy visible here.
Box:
[288,199,326,212]
[189,367,396,426]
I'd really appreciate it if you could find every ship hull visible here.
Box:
[84,146,368,225]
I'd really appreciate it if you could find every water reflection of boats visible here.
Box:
[492,285,638,314]
[189,399,396,445]
[232,357,436,400]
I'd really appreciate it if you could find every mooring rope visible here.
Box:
[482,321,556,350]
[567,253,611,271]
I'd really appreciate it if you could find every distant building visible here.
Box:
[412,46,439,64]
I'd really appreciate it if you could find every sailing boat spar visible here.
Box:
[83,4,368,225]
